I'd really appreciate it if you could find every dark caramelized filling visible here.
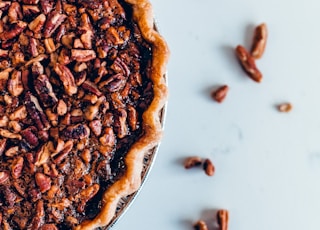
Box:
[0,0,153,229]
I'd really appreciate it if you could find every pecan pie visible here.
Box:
[0,0,168,229]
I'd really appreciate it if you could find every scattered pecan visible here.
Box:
[194,220,208,230]
[251,23,268,59]
[278,103,292,113]
[212,85,229,103]
[44,11,67,38]
[217,209,229,230]
[56,99,67,116]
[203,159,215,176]
[184,156,203,169]
[235,45,262,82]
[54,63,77,96]
[35,172,51,193]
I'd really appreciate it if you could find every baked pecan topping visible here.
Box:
[0,0,156,228]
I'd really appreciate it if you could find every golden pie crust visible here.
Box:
[75,0,169,229]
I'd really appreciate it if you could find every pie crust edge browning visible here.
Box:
[76,0,169,229]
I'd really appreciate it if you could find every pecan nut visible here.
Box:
[194,220,208,230]
[54,63,77,96]
[217,209,229,230]
[203,158,215,176]
[235,45,262,83]
[251,23,268,59]
[184,156,203,169]
[278,103,292,113]
[212,85,229,103]
[35,172,51,193]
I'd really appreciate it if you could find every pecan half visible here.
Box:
[0,139,7,156]
[11,156,24,179]
[62,124,89,140]
[278,103,292,113]
[217,209,229,230]
[34,74,58,107]
[114,108,128,138]
[203,158,215,176]
[9,105,27,121]
[22,5,40,16]
[8,70,23,97]
[44,11,67,38]
[127,105,138,131]
[212,85,229,103]
[0,128,21,139]
[82,80,102,96]
[28,14,46,33]
[71,49,96,62]
[56,99,67,116]
[0,21,27,41]
[54,63,77,96]
[99,73,126,93]
[0,171,9,184]
[184,156,203,169]
[79,13,93,49]
[235,45,262,83]
[25,92,50,130]
[89,120,102,136]
[35,172,51,193]
[21,126,39,148]
[194,220,208,230]
[77,184,100,213]
[251,23,268,59]
[8,2,22,23]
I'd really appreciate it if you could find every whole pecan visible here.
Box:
[53,63,77,96]
[217,209,229,230]
[8,70,23,97]
[34,74,58,107]
[44,11,67,38]
[203,158,215,176]
[28,14,46,33]
[278,103,292,113]
[251,23,268,59]
[0,21,27,41]
[212,85,229,103]
[194,220,208,230]
[235,45,262,83]
[99,73,126,93]
[184,156,203,169]
[71,49,96,62]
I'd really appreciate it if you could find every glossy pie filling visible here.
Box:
[0,0,154,229]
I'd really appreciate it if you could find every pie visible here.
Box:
[0,0,169,229]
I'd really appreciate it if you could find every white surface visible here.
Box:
[116,0,320,229]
